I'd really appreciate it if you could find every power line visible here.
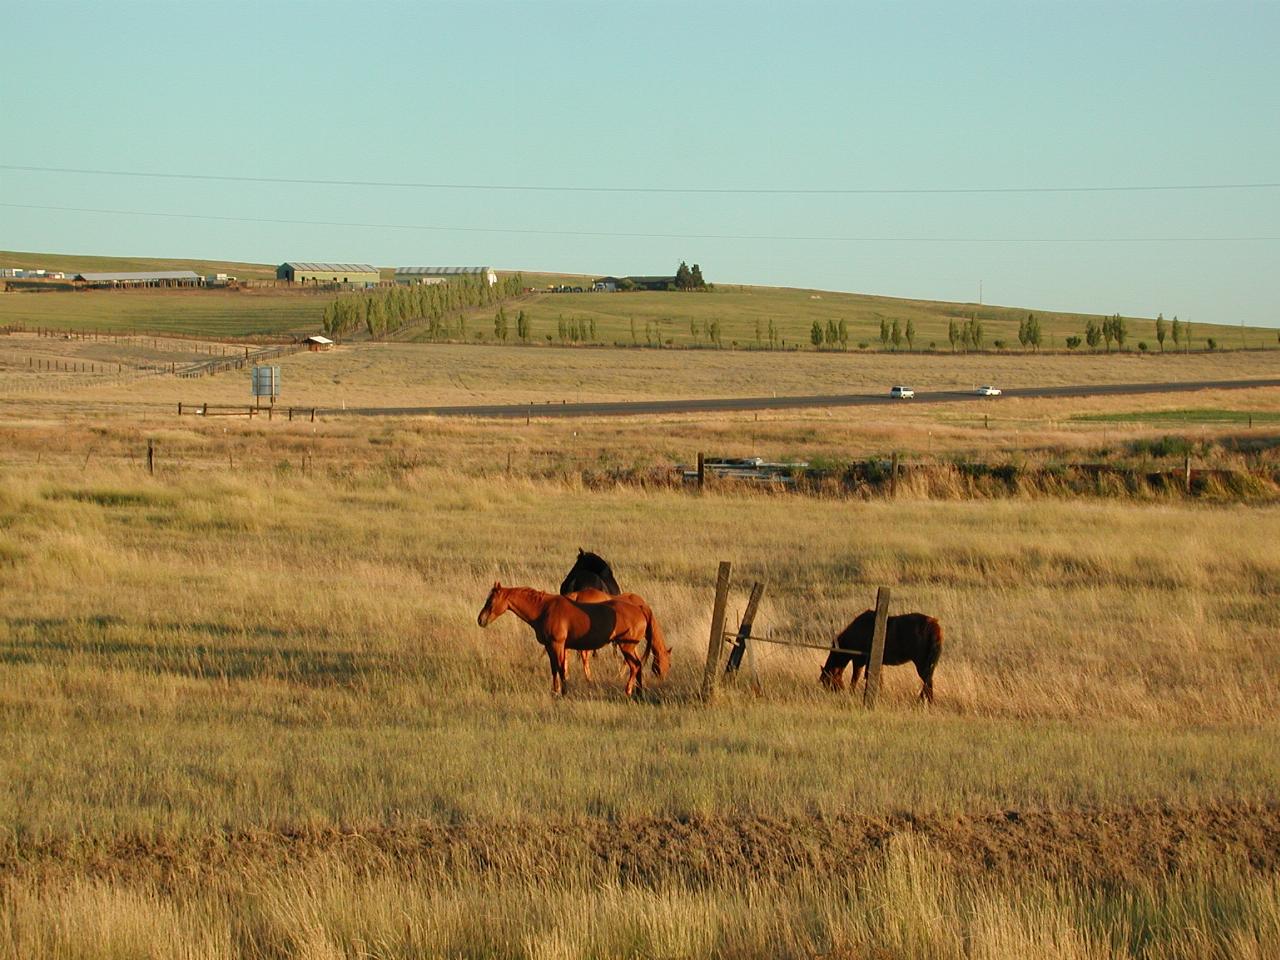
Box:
[4,203,1277,243]
[4,163,1279,196]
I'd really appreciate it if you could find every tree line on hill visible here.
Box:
[321,274,524,339]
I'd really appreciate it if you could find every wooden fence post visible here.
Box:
[863,586,891,708]
[700,561,733,703]
[1184,453,1192,495]
[725,580,765,676]
[146,440,154,476]
[697,452,705,489]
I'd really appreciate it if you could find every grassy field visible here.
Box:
[7,249,1278,352]
[1,259,1278,955]
[0,288,332,338]
[1,402,1278,956]
[0,249,280,281]
[4,332,1279,412]
[488,284,1278,353]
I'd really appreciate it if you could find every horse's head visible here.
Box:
[477,582,508,627]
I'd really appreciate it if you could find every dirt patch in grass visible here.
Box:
[8,802,1277,890]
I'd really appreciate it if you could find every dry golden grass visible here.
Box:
[2,333,1278,414]
[2,371,1278,956]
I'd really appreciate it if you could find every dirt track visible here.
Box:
[8,803,1278,889]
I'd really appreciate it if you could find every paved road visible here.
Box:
[323,377,1280,420]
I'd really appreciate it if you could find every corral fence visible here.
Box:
[699,560,893,706]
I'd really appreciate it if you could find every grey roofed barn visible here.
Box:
[277,263,380,283]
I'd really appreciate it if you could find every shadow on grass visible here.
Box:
[1,616,399,686]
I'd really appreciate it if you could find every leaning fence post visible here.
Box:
[146,440,154,475]
[700,561,733,703]
[864,586,891,708]
[697,452,705,489]
[725,580,765,676]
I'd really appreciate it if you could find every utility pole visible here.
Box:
[979,280,983,305]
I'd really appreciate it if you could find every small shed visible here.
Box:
[75,270,203,288]
[395,266,498,287]
[303,335,335,352]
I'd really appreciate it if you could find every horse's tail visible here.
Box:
[643,609,671,678]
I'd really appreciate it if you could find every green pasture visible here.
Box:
[1074,408,1280,424]
[0,288,327,337]
[465,285,1273,353]
[0,249,279,280]
[5,249,1277,348]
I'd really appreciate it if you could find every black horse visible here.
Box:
[559,549,622,680]
[559,548,621,596]
[819,611,943,703]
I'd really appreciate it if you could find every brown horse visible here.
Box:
[819,611,943,702]
[477,583,666,697]
[565,587,671,679]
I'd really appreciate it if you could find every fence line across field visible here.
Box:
[700,559,890,707]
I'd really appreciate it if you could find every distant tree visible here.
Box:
[709,319,722,346]
[1155,313,1167,352]
[517,310,530,341]
[1084,319,1101,351]
[993,339,1006,350]
[630,317,637,344]
[890,319,902,351]
[810,320,824,347]
[826,317,839,345]
[1139,341,1149,352]
[948,319,959,352]
[1112,314,1127,350]
[589,317,597,341]
[690,318,698,343]
[1101,316,1115,352]
[1184,319,1192,352]
[768,318,779,349]
[1027,314,1042,351]
[879,317,890,349]
[1171,315,1182,349]
[973,320,985,349]
[1206,337,1218,351]
[754,318,762,346]
[690,263,706,288]
[905,318,916,351]
[837,318,849,349]
[675,261,694,290]
[1018,315,1029,349]
[1065,335,1082,350]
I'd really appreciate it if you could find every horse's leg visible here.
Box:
[554,642,569,697]
[849,661,864,694]
[620,643,643,698]
[580,649,593,682]
[915,658,935,704]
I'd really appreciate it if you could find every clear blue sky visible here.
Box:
[3,0,1278,325]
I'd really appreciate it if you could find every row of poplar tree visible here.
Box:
[320,273,525,339]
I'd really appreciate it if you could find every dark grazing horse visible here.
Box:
[819,611,943,703]
[559,549,622,681]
